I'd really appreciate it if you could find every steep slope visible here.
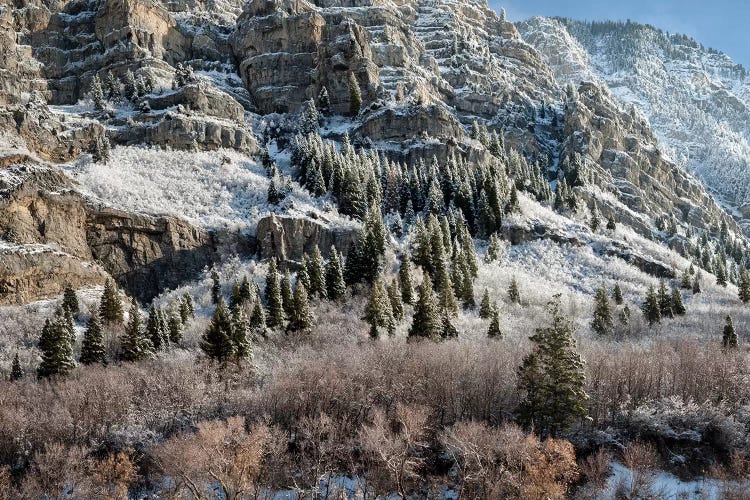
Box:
[519,17,750,230]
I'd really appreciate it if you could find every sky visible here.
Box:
[490,0,750,68]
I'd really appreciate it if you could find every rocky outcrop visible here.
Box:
[87,207,217,301]
[0,163,217,303]
[145,83,245,121]
[255,213,359,262]
[354,103,465,142]
[0,246,110,306]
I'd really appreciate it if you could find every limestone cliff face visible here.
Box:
[255,213,358,262]
[0,163,217,303]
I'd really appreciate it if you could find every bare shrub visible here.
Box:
[88,449,138,499]
[441,420,579,499]
[575,448,613,499]
[151,416,271,498]
[615,441,661,499]
[19,443,91,498]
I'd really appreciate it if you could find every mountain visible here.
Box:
[519,16,750,231]
[1,1,750,497]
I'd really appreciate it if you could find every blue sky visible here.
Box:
[490,0,750,68]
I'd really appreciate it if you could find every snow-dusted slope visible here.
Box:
[519,17,750,225]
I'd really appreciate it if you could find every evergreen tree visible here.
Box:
[146,306,163,351]
[62,285,79,317]
[265,258,285,329]
[318,86,331,116]
[105,71,121,99]
[80,314,106,366]
[124,70,137,100]
[299,99,320,135]
[37,311,76,379]
[441,309,459,339]
[281,269,295,316]
[681,269,692,289]
[486,234,502,262]
[641,285,661,327]
[692,273,702,294]
[723,315,738,349]
[348,72,362,116]
[267,177,285,205]
[288,283,314,332]
[211,269,222,305]
[249,290,267,335]
[89,74,106,110]
[516,296,588,437]
[589,205,600,232]
[398,257,415,305]
[671,288,686,316]
[487,308,502,339]
[408,275,441,340]
[229,279,242,312]
[179,294,193,324]
[325,247,347,301]
[619,305,631,326]
[739,270,750,303]
[479,289,493,319]
[591,285,613,336]
[168,306,182,344]
[508,277,521,304]
[99,279,123,325]
[308,246,327,299]
[388,278,404,321]
[658,280,674,319]
[10,353,22,381]
[612,283,624,305]
[364,276,395,338]
[239,276,252,304]
[606,214,616,232]
[230,308,252,363]
[716,261,728,287]
[200,299,235,364]
[120,299,153,362]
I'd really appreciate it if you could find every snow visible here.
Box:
[62,145,354,233]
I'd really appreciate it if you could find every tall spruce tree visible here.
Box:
[441,309,459,339]
[281,269,295,316]
[408,275,441,340]
[487,308,502,339]
[265,258,285,329]
[508,277,521,304]
[10,353,22,381]
[120,299,153,362]
[288,282,314,332]
[388,278,404,321]
[591,285,613,336]
[37,310,76,379]
[325,246,347,301]
[201,299,235,364]
[516,296,588,437]
[146,306,163,351]
[739,270,750,303]
[211,269,222,305]
[365,275,395,339]
[692,273,702,294]
[658,280,674,319]
[80,314,106,365]
[168,306,182,344]
[230,308,252,364]
[479,289,493,319]
[612,283,624,305]
[62,286,79,317]
[308,246,327,299]
[723,315,738,349]
[99,279,123,325]
[249,289,267,336]
[672,288,686,316]
[398,257,415,305]
[642,285,661,327]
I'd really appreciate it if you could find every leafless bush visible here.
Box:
[615,441,661,499]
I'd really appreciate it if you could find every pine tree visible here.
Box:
[487,308,502,339]
[716,261,728,287]
[388,278,404,321]
[479,289,493,319]
[739,270,750,303]
[239,276,252,304]
[230,308,252,363]
[105,71,121,99]
[318,86,331,116]
[398,257,414,305]
[408,275,441,340]
[146,306,163,351]
[265,258,285,329]
[229,279,242,312]
[486,234,502,262]
[606,214,616,232]
[723,315,738,349]
[325,246,347,301]
[365,276,395,338]
[179,294,193,324]
[516,296,588,437]
[168,306,182,344]
[589,205,600,233]
[591,285,613,336]
[641,285,661,327]
[10,353,22,381]
[441,309,459,339]
[267,177,285,205]
[89,74,106,111]
[348,72,362,116]
[612,283,624,305]
[124,70,137,100]
[692,273,702,294]
[681,269,692,289]
[508,277,521,304]
[288,283,314,332]
[37,311,76,379]
[80,314,106,365]
[281,269,295,316]
[62,286,79,317]
[436,262,459,316]
[99,279,123,325]
[120,299,153,362]
[299,99,320,135]
[658,280,674,319]
[249,290,267,335]
[308,246,327,299]
[211,269,222,305]
[671,288,686,316]
[619,305,631,326]
[201,299,235,364]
